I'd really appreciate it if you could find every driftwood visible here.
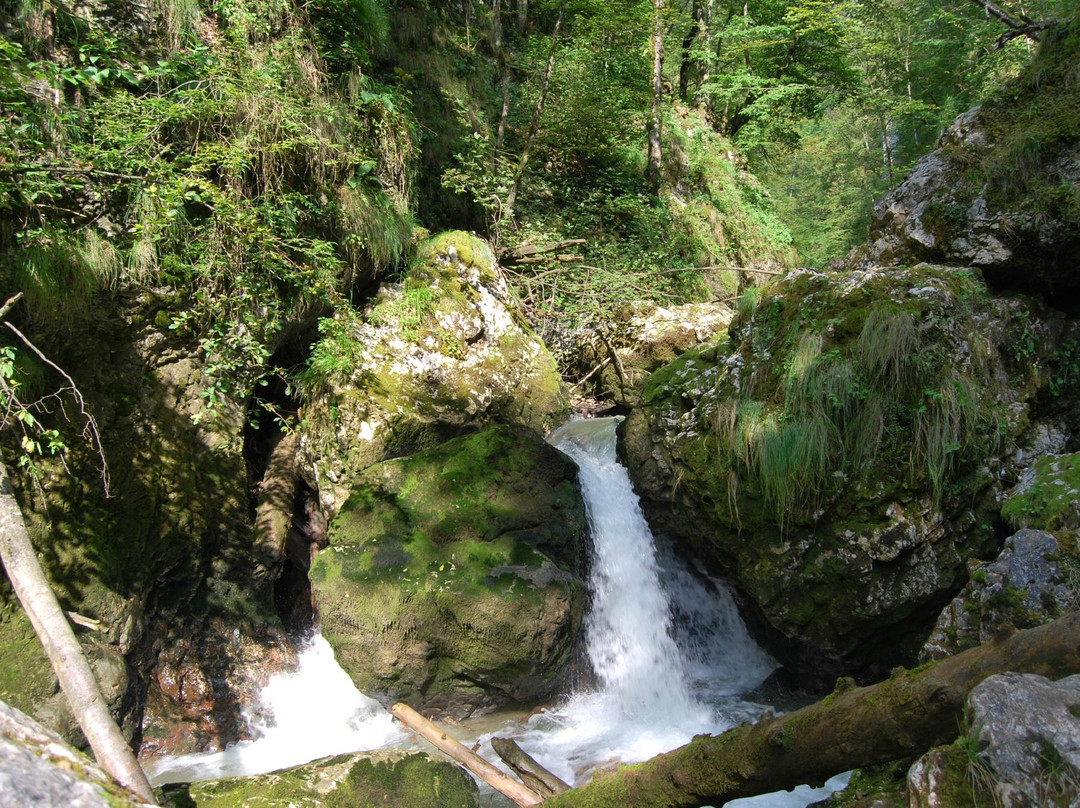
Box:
[502,239,586,264]
[492,736,571,798]
[545,612,1080,808]
[391,703,543,807]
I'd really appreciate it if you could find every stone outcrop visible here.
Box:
[298,231,570,518]
[622,263,1078,686]
[848,22,1080,309]
[0,697,148,807]
[920,529,1077,661]
[907,673,1080,808]
[311,424,586,718]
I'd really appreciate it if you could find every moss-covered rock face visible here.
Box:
[176,751,478,807]
[299,231,570,516]
[310,424,586,717]
[853,20,1080,309]
[624,264,1077,686]
[1002,453,1080,530]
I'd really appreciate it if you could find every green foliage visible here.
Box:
[0,0,417,418]
[658,268,1002,528]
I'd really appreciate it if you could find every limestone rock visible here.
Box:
[310,425,586,718]
[968,673,1080,807]
[0,698,148,807]
[569,301,733,407]
[1001,453,1080,530]
[181,750,479,807]
[846,22,1080,307]
[622,264,1073,686]
[921,529,1077,661]
[299,231,570,517]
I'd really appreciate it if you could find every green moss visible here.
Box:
[0,598,56,714]
[181,753,478,807]
[1002,453,1080,529]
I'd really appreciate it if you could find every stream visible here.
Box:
[146,417,846,805]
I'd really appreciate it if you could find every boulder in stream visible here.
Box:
[311,424,587,718]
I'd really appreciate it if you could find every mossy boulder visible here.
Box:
[299,231,570,516]
[310,424,586,717]
[852,20,1080,309]
[175,751,478,807]
[0,698,144,808]
[623,264,1076,686]
[1001,453,1080,530]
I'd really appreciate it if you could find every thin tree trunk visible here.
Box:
[493,0,512,162]
[0,458,157,804]
[646,0,665,195]
[694,0,714,115]
[545,612,1080,808]
[516,0,527,35]
[678,1,701,101]
[504,2,564,220]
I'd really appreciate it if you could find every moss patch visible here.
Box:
[1002,454,1080,530]
[311,425,586,715]
[177,752,478,807]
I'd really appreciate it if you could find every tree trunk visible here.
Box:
[545,612,1080,808]
[646,0,665,195]
[492,736,571,798]
[493,0,512,163]
[678,1,701,101]
[516,0,528,35]
[504,2,564,220]
[391,703,542,807]
[0,457,158,804]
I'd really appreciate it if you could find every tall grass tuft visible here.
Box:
[10,229,120,314]
[858,307,920,392]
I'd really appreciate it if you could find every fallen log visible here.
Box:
[502,239,587,263]
[492,736,571,798]
[390,703,543,807]
[545,613,1080,808]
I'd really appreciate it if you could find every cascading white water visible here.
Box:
[145,633,405,786]
[145,415,846,806]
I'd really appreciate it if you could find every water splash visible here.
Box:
[146,633,404,786]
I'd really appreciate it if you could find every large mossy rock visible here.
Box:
[851,20,1080,308]
[176,751,478,807]
[310,424,586,717]
[299,231,570,516]
[0,697,144,808]
[624,264,1079,686]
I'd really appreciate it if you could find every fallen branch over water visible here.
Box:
[391,703,543,806]
[544,612,1080,808]
[492,736,571,799]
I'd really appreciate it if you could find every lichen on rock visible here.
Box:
[179,750,479,807]
[310,424,586,717]
[299,231,570,517]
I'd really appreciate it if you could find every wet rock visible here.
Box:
[311,425,586,718]
[139,620,296,759]
[0,697,147,807]
[298,231,570,518]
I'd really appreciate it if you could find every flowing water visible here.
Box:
[146,416,846,805]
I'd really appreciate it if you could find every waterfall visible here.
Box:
[145,415,846,805]
[145,633,404,786]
